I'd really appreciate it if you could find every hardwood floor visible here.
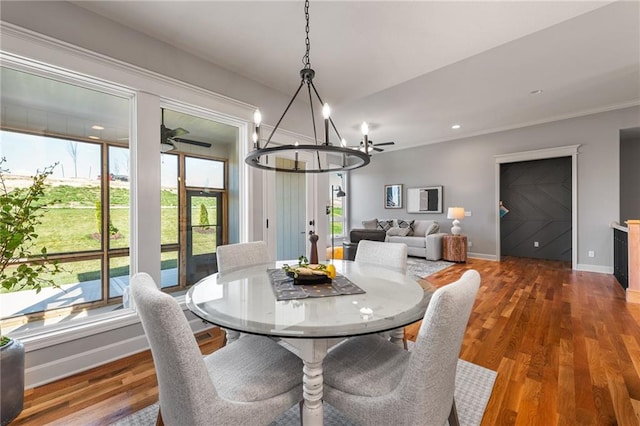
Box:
[11,257,640,425]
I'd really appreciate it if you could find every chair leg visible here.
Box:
[448,398,460,426]
[156,407,164,426]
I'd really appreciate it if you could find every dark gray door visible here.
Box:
[500,157,572,261]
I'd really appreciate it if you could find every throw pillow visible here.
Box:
[377,219,393,231]
[426,221,440,235]
[397,219,415,236]
[386,227,411,237]
[361,219,378,230]
[413,220,439,237]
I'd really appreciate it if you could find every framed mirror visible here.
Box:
[407,186,443,213]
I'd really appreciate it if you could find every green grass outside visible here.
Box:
[4,185,218,293]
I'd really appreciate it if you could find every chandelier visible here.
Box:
[245,0,371,173]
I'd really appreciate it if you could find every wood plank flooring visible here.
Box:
[11,257,640,425]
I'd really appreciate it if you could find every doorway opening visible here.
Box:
[495,145,579,268]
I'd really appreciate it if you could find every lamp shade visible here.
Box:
[447,207,465,220]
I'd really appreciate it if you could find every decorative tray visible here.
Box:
[285,270,332,285]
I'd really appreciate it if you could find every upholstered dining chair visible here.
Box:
[131,272,303,426]
[322,269,481,426]
[216,240,270,272]
[216,241,270,343]
[354,239,408,273]
[354,239,409,346]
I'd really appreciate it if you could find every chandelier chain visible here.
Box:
[303,0,311,69]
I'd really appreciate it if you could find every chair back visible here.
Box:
[216,241,269,272]
[400,269,480,422]
[131,273,217,425]
[355,240,408,273]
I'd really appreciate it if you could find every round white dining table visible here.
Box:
[186,259,432,426]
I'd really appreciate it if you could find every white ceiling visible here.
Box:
[72,0,640,152]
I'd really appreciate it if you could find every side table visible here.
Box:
[442,235,467,262]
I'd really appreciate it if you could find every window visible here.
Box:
[0,58,238,335]
[0,66,131,329]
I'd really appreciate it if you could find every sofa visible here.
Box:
[342,229,387,261]
[361,218,447,261]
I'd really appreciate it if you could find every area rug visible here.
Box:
[407,257,455,279]
[113,359,496,426]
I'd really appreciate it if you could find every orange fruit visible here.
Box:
[326,264,336,279]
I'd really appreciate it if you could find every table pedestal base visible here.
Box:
[282,338,345,426]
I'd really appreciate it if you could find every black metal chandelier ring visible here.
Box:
[245,144,370,173]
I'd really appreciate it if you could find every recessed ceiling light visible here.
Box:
[91,125,104,130]
[529,89,543,95]
[89,136,100,140]
[451,124,461,130]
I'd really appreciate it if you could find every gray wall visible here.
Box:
[349,106,640,269]
[620,129,640,224]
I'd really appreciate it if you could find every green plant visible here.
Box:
[94,200,119,237]
[0,158,62,296]
[199,203,210,229]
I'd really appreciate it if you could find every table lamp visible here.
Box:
[447,207,465,235]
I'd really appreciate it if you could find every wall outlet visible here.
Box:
[534,241,539,247]
[588,250,595,258]
[465,211,471,217]
[468,241,473,248]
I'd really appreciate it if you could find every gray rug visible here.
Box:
[406,257,455,279]
[113,359,496,426]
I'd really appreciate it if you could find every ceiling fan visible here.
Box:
[161,109,212,152]
[356,140,395,153]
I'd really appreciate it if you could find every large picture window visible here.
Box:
[0,62,236,334]
[0,66,131,329]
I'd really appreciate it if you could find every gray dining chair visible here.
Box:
[354,239,409,346]
[322,269,480,426]
[354,239,408,273]
[216,240,270,272]
[216,241,270,344]
[131,272,303,426]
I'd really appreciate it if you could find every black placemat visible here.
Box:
[267,269,366,301]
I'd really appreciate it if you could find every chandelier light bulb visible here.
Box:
[361,122,369,136]
[341,138,347,147]
[253,109,262,126]
[322,103,331,119]
[252,132,258,143]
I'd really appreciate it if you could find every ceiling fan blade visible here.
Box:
[169,127,189,138]
[373,147,384,152]
[374,141,395,147]
[172,137,212,148]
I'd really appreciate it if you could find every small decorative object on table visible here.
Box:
[282,256,336,285]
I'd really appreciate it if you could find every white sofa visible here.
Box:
[361,218,447,261]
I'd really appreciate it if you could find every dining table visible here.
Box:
[185,259,432,426]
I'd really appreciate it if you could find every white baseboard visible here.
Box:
[467,252,498,261]
[24,317,212,389]
[575,263,613,274]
